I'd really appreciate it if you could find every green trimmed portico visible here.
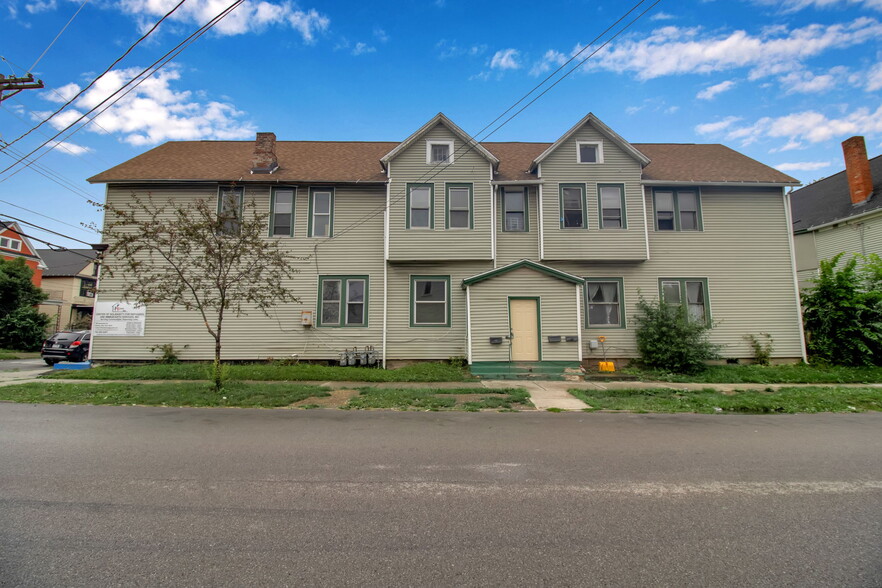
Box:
[463,259,585,375]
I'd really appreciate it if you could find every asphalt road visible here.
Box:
[1,404,880,587]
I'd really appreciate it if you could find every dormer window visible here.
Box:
[427,141,454,165]
[577,141,603,164]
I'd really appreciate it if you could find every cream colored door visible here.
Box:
[509,299,539,361]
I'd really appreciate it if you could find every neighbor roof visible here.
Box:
[37,248,97,277]
[88,140,798,186]
[790,154,882,232]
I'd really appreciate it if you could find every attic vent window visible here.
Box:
[0,237,22,251]
[577,141,603,164]
[427,141,454,165]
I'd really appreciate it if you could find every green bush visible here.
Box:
[633,296,720,374]
[0,307,51,351]
[801,253,882,366]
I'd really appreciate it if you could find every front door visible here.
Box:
[509,298,539,361]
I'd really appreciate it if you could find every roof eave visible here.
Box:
[380,112,500,167]
[642,180,801,188]
[530,112,651,170]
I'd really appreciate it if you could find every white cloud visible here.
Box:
[625,105,644,115]
[695,116,743,135]
[352,42,375,56]
[770,138,805,152]
[697,80,736,100]
[754,0,882,11]
[584,18,882,82]
[530,49,567,76]
[373,27,388,43]
[779,67,848,93]
[650,11,676,20]
[436,40,486,60]
[47,140,93,156]
[38,65,255,146]
[25,0,55,13]
[490,48,521,70]
[865,62,882,91]
[117,0,330,41]
[775,161,833,171]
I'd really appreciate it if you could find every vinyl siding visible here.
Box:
[387,124,493,261]
[495,185,540,265]
[814,212,882,263]
[468,267,580,362]
[793,232,818,271]
[92,183,387,361]
[538,124,648,261]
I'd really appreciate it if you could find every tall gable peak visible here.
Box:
[380,112,499,168]
[531,112,650,170]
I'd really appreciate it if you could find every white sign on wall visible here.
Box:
[93,301,147,336]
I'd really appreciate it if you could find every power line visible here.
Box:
[0,0,245,181]
[0,199,98,235]
[0,139,95,201]
[0,213,94,246]
[1,223,96,259]
[29,0,91,72]
[0,0,188,154]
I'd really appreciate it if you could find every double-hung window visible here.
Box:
[585,279,624,328]
[217,187,243,235]
[598,184,626,229]
[270,188,295,237]
[309,188,334,237]
[407,184,434,229]
[318,276,368,327]
[446,184,472,229]
[427,141,453,164]
[79,278,96,298]
[577,141,603,164]
[411,276,450,327]
[660,278,709,323]
[559,184,586,229]
[502,187,527,232]
[654,189,702,231]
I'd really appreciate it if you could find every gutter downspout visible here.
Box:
[537,166,545,260]
[575,282,583,363]
[382,166,391,369]
[466,285,473,365]
[784,188,808,363]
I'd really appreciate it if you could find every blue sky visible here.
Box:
[2,0,881,248]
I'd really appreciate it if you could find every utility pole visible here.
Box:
[0,74,44,102]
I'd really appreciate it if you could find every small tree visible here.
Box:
[101,194,299,391]
[0,258,50,350]
[801,253,882,366]
[633,296,720,374]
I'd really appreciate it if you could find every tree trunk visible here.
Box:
[213,321,223,392]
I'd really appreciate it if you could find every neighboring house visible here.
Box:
[87,112,806,367]
[0,220,46,287]
[790,136,882,289]
[36,248,99,332]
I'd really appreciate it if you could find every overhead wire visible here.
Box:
[1,223,96,259]
[0,0,246,181]
[0,199,97,235]
[1,214,95,246]
[0,140,96,201]
[29,0,91,72]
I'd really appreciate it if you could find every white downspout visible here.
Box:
[537,173,545,260]
[642,185,651,260]
[575,283,583,363]
[783,188,808,363]
[382,165,391,369]
[491,184,497,268]
[466,285,473,365]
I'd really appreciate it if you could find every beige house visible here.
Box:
[790,136,882,289]
[37,249,98,332]
[87,113,806,369]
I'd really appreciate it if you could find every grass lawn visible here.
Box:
[622,363,882,384]
[0,381,330,408]
[0,349,41,360]
[42,361,473,382]
[570,386,882,414]
[344,387,531,411]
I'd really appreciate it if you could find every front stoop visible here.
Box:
[470,361,583,381]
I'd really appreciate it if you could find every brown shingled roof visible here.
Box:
[88,139,798,186]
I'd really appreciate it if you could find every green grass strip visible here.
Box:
[346,387,530,411]
[0,381,329,408]
[42,361,473,382]
[570,386,882,414]
[623,364,882,384]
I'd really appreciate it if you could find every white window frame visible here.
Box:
[426,140,454,165]
[576,141,603,164]
[0,237,22,251]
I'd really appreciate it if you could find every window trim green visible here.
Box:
[410,275,451,327]
[597,183,628,230]
[559,183,587,230]
[584,277,625,329]
[269,186,296,238]
[308,187,335,238]
[501,186,529,232]
[317,275,369,328]
[444,183,473,230]
[507,296,542,361]
[406,183,435,230]
[658,277,711,325]
[652,188,703,232]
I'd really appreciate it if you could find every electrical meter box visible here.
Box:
[301,310,314,327]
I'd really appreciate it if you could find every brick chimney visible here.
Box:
[842,136,873,205]
[251,132,279,174]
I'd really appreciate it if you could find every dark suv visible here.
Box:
[41,330,91,365]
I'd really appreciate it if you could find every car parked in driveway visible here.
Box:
[41,330,91,365]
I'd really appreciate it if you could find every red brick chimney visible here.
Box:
[251,132,279,174]
[842,136,873,205]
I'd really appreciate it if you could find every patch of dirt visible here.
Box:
[290,389,359,408]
